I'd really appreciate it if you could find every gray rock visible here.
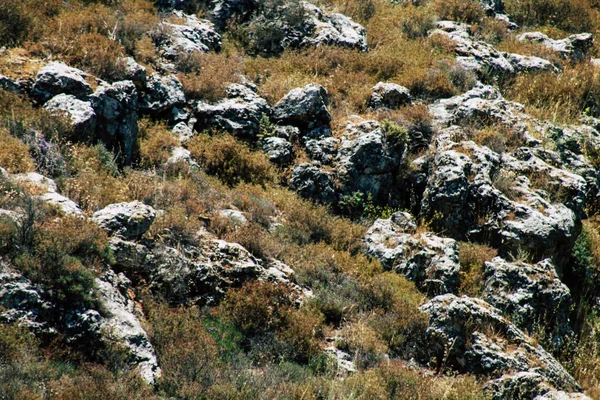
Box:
[272,84,331,130]
[91,81,139,165]
[44,94,96,141]
[194,83,270,138]
[0,75,24,94]
[364,213,459,295]
[109,237,150,272]
[368,82,412,110]
[94,270,160,385]
[118,57,147,88]
[431,22,557,78]
[262,137,294,165]
[275,125,300,141]
[305,137,339,164]
[218,209,248,225]
[92,201,156,239]
[171,121,194,143]
[140,73,186,115]
[302,4,368,52]
[38,192,84,218]
[11,172,58,193]
[166,146,200,169]
[336,120,399,202]
[535,391,593,400]
[421,295,580,393]
[289,163,337,203]
[518,32,594,62]
[482,257,573,349]
[158,11,221,60]
[31,62,92,103]
[486,372,554,400]
[211,0,256,30]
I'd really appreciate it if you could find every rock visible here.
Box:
[368,82,412,110]
[194,83,270,138]
[324,346,357,373]
[11,172,58,193]
[0,75,24,94]
[166,146,200,169]
[305,137,339,164]
[272,84,331,131]
[92,201,156,239]
[364,213,459,295]
[482,257,573,348]
[109,237,150,272]
[431,22,557,78]
[94,270,160,385]
[262,137,294,165]
[140,73,186,115]
[302,4,368,52]
[218,209,248,225]
[158,11,221,60]
[38,192,84,218]
[486,372,554,400]
[535,391,593,400]
[91,81,139,165]
[518,32,594,62]
[171,121,194,143]
[31,62,92,103]
[275,125,300,141]
[289,163,337,203]
[336,120,400,202]
[44,94,96,141]
[0,262,54,333]
[421,295,581,394]
[117,57,147,88]
[211,0,256,30]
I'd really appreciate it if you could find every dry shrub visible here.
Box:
[504,0,596,33]
[177,52,244,101]
[432,0,485,24]
[0,129,35,173]
[496,37,563,66]
[400,5,437,39]
[138,120,178,168]
[504,63,600,123]
[188,134,276,187]
[339,318,388,368]
[458,242,497,297]
[473,17,511,45]
[472,124,525,154]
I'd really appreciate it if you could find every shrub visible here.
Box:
[432,0,485,24]
[0,0,31,47]
[188,134,276,187]
[12,216,112,307]
[504,0,595,33]
[400,5,437,39]
[0,128,35,173]
[138,120,178,168]
[458,242,497,297]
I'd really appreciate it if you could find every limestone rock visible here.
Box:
[91,81,139,165]
[158,11,221,60]
[140,73,186,115]
[194,83,270,138]
[92,201,156,239]
[518,32,594,62]
[365,212,459,295]
[368,82,412,110]
[31,62,92,103]
[272,84,331,130]
[262,137,294,165]
[44,94,96,141]
[289,163,337,203]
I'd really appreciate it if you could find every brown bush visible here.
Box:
[177,52,244,101]
[432,0,485,24]
[504,0,596,33]
[138,120,178,168]
[458,242,497,297]
[188,134,276,187]
[0,129,35,173]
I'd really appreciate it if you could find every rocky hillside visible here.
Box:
[3,0,600,398]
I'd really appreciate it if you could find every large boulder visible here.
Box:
[157,11,221,60]
[335,120,400,202]
[91,81,139,165]
[364,212,459,295]
[272,84,331,131]
[31,62,92,103]
[482,257,573,348]
[301,4,368,52]
[92,201,156,239]
[140,73,186,115]
[421,295,581,397]
[194,83,270,138]
[44,94,97,141]
[368,82,412,110]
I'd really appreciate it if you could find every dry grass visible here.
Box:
[504,0,598,33]
[458,242,498,297]
[138,119,178,168]
[0,128,35,173]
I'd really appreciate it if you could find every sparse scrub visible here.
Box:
[458,242,497,297]
[138,120,178,168]
[504,0,596,33]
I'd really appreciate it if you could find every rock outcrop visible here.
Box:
[92,201,156,239]
[44,94,97,141]
[157,11,221,60]
[273,84,331,131]
[518,32,594,62]
[31,62,92,104]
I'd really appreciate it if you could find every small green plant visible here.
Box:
[339,191,399,221]
[258,113,277,142]
[381,119,408,147]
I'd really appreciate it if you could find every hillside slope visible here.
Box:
[2,0,600,399]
